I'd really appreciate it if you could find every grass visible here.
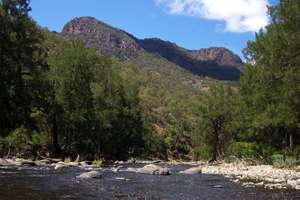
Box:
[92,159,103,167]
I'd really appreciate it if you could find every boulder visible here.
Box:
[296,179,300,190]
[179,166,202,175]
[54,163,67,170]
[0,159,10,166]
[65,162,79,167]
[20,159,36,166]
[79,161,90,167]
[287,180,297,188]
[76,171,102,179]
[136,164,170,175]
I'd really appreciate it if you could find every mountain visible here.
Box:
[139,38,242,80]
[62,16,242,81]
[62,16,142,60]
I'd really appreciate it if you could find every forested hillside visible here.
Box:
[0,0,299,164]
[62,16,242,81]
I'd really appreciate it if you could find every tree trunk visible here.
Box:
[212,123,219,161]
[52,114,59,156]
[289,130,293,150]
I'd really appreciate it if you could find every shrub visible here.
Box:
[271,154,298,166]
[224,155,239,163]
[271,154,285,164]
[5,126,31,155]
[64,157,72,163]
[193,146,211,161]
[30,132,48,146]
[92,159,103,167]
[226,142,260,158]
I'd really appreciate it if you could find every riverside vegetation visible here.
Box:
[0,0,299,172]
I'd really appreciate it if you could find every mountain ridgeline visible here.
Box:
[62,17,242,81]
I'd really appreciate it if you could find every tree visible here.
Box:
[0,0,47,136]
[241,0,300,151]
[197,84,237,161]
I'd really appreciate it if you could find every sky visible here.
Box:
[30,0,278,59]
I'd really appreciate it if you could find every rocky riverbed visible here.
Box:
[0,158,300,199]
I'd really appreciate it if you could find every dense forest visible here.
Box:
[0,0,299,164]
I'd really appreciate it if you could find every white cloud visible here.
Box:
[155,0,270,33]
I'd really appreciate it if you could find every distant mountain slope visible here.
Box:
[62,17,242,81]
[139,38,242,80]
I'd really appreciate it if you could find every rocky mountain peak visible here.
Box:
[190,47,242,68]
[61,17,242,80]
[62,17,143,60]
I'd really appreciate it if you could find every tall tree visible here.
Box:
[197,84,237,161]
[241,0,300,151]
[0,0,47,136]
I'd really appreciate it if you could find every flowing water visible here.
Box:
[0,164,299,200]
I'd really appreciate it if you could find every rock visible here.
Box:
[114,161,124,165]
[255,182,264,187]
[213,185,224,188]
[136,164,170,175]
[0,159,10,166]
[179,166,202,175]
[126,164,170,175]
[65,162,79,167]
[110,166,122,173]
[13,158,36,166]
[40,159,51,164]
[115,177,130,181]
[287,180,297,188]
[54,163,67,170]
[79,161,90,167]
[76,171,102,179]
[296,179,300,190]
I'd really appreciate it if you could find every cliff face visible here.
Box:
[190,47,242,69]
[62,17,143,60]
[62,17,242,81]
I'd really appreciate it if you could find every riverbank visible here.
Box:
[1,158,300,190]
[201,163,300,190]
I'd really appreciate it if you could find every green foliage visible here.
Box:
[241,0,300,152]
[5,126,31,155]
[271,154,299,166]
[226,142,260,158]
[194,84,238,160]
[1,0,299,163]
[30,132,48,147]
[92,159,103,167]
[193,146,211,161]
[0,0,48,136]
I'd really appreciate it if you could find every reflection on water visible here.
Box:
[0,164,299,200]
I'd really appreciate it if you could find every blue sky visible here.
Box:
[30,0,278,58]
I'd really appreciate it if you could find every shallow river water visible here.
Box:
[0,164,299,200]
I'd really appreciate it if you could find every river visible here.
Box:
[0,164,299,200]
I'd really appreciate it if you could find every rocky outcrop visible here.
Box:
[189,47,242,69]
[126,164,170,175]
[76,171,102,179]
[62,17,142,60]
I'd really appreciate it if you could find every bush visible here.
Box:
[271,154,285,164]
[5,126,31,155]
[193,146,211,161]
[92,159,103,167]
[64,157,72,163]
[30,132,48,147]
[226,142,260,158]
[271,154,298,166]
